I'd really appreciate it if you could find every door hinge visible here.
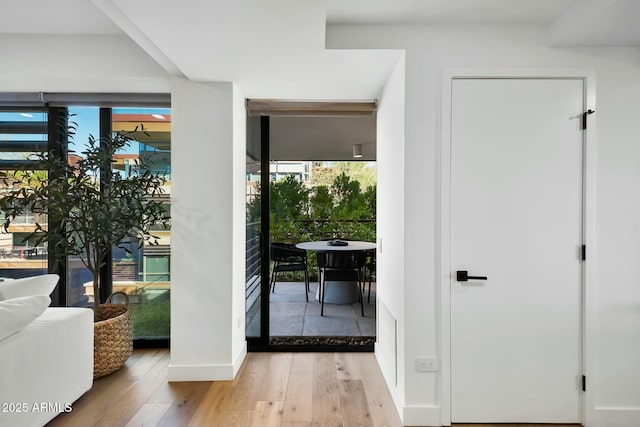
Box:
[582,109,595,130]
[582,244,586,261]
[582,375,586,392]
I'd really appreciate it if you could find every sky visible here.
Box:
[69,107,171,156]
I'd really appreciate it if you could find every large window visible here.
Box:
[0,108,48,280]
[0,99,171,343]
[66,107,100,307]
[112,108,171,340]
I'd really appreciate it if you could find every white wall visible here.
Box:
[375,54,406,409]
[0,33,248,382]
[0,34,169,92]
[168,77,245,380]
[327,24,640,426]
[232,83,248,365]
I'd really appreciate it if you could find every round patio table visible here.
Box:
[296,240,376,304]
[296,240,376,252]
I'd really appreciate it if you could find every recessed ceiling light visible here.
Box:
[19,113,33,118]
[152,114,165,120]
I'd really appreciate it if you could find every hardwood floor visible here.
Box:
[47,349,403,427]
[47,349,581,427]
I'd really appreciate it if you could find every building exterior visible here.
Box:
[269,161,311,183]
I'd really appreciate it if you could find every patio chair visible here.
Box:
[316,250,366,317]
[270,242,310,302]
[364,249,376,303]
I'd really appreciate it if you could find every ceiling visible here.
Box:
[2,0,639,45]
[1,0,638,160]
[326,0,576,25]
[270,116,376,161]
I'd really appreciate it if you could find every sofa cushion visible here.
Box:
[0,295,51,341]
[0,274,59,301]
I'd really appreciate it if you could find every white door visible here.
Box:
[450,78,584,423]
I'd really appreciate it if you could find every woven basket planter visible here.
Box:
[93,292,133,379]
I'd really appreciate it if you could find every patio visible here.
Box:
[248,280,377,340]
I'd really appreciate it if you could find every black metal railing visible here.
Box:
[245,221,261,330]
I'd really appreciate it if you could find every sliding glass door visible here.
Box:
[246,116,269,342]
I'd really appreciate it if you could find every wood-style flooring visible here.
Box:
[47,349,402,427]
[47,349,581,427]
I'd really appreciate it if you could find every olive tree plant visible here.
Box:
[0,119,169,320]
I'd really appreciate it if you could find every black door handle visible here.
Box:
[456,270,487,282]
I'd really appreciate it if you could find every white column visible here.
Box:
[168,77,246,381]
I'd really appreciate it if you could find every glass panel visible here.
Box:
[0,110,48,162]
[112,107,171,340]
[268,160,378,342]
[0,170,48,280]
[66,107,100,307]
[0,109,48,280]
[246,117,262,338]
[246,175,261,338]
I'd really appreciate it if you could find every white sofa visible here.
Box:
[0,275,93,427]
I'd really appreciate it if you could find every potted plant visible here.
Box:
[0,115,169,377]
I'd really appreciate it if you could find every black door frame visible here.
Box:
[246,115,373,352]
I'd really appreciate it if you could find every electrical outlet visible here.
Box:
[415,357,439,372]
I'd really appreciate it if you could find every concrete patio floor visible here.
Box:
[268,280,376,337]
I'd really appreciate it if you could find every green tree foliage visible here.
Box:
[246,183,261,223]
[309,185,332,219]
[270,174,309,220]
[363,185,376,218]
[274,172,375,242]
[245,170,376,280]
[269,175,309,243]
[246,171,376,240]
[331,172,367,219]
[312,161,376,190]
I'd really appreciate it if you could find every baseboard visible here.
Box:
[167,362,235,381]
[395,405,640,427]
[402,405,441,427]
[373,346,441,426]
[231,341,247,377]
[591,407,640,427]
[167,343,247,381]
